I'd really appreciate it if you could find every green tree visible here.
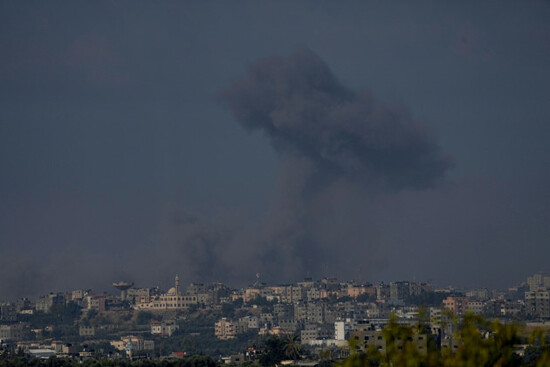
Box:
[342,312,550,367]
[259,336,285,367]
[282,334,302,361]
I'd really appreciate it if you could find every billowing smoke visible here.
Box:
[0,48,453,299]
[222,47,452,190]
[149,48,452,286]
[178,47,453,284]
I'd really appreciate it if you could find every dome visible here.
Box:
[167,287,177,295]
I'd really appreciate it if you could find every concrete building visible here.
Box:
[307,288,321,302]
[335,320,352,341]
[136,275,198,311]
[215,318,237,340]
[525,290,550,319]
[79,325,95,337]
[0,323,25,341]
[350,327,428,355]
[151,320,178,336]
[187,283,207,295]
[85,295,106,312]
[274,303,294,320]
[0,303,17,322]
[466,289,490,301]
[294,303,308,321]
[238,315,259,331]
[466,300,485,315]
[443,296,468,316]
[35,293,64,313]
[501,300,524,318]
[527,273,550,291]
[278,319,301,333]
[110,336,154,357]
[376,284,391,301]
[390,282,410,301]
[300,323,333,345]
[307,302,325,323]
[128,288,154,305]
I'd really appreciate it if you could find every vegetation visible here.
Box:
[19,302,82,329]
[258,336,285,367]
[281,334,301,361]
[4,310,550,366]
[342,312,550,367]
[257,334,303,366]
[136,312,160,325]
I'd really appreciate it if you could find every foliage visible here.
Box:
[257,333,304,366]
[221,303,236,318]
[341,312,550,367]
[259,336,285,367]
[19,302,82,329]
[282,334,302,361]
[136,312,155,325]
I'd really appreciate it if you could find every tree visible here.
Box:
[342,312,550,367]
[259,336,285,367]
[282,334,302,361]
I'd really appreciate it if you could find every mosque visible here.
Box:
[136,275,198,310]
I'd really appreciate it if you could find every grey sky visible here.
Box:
[1,1,549,299]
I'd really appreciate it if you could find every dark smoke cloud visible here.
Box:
[222,47,452,190]
[173,47,453,284]
[0,49,453,299]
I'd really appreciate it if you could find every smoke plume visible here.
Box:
[0,48,453,299]
[179,47,454,283]
[222,47,452,190]
[145,47,453,287]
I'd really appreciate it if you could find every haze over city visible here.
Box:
[1,1,550,300]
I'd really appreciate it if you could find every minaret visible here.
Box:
[175,274,180,296]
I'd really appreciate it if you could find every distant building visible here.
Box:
[442,296,468,316]
[525,290,550,319]
[300,323,333,345]
[350,326,428,355]
[0,303,17,322]
[79,325,95,337]
[215,318,237,340]
[0,323,26,341]
[466,289,490,301]
[527,273,550,291]
[390,282,410,301]
[85,295,106,312]
[151,320,178,337]
[110,335,154,356]
[128,288,153,305]
[136,275,197,311]
[466,300,485,315]
[335,320,352,341]
[51,340,76,355]
[35,293,64,313]
[238,315,259,332]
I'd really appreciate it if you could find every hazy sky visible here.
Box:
[1,1,549,299]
